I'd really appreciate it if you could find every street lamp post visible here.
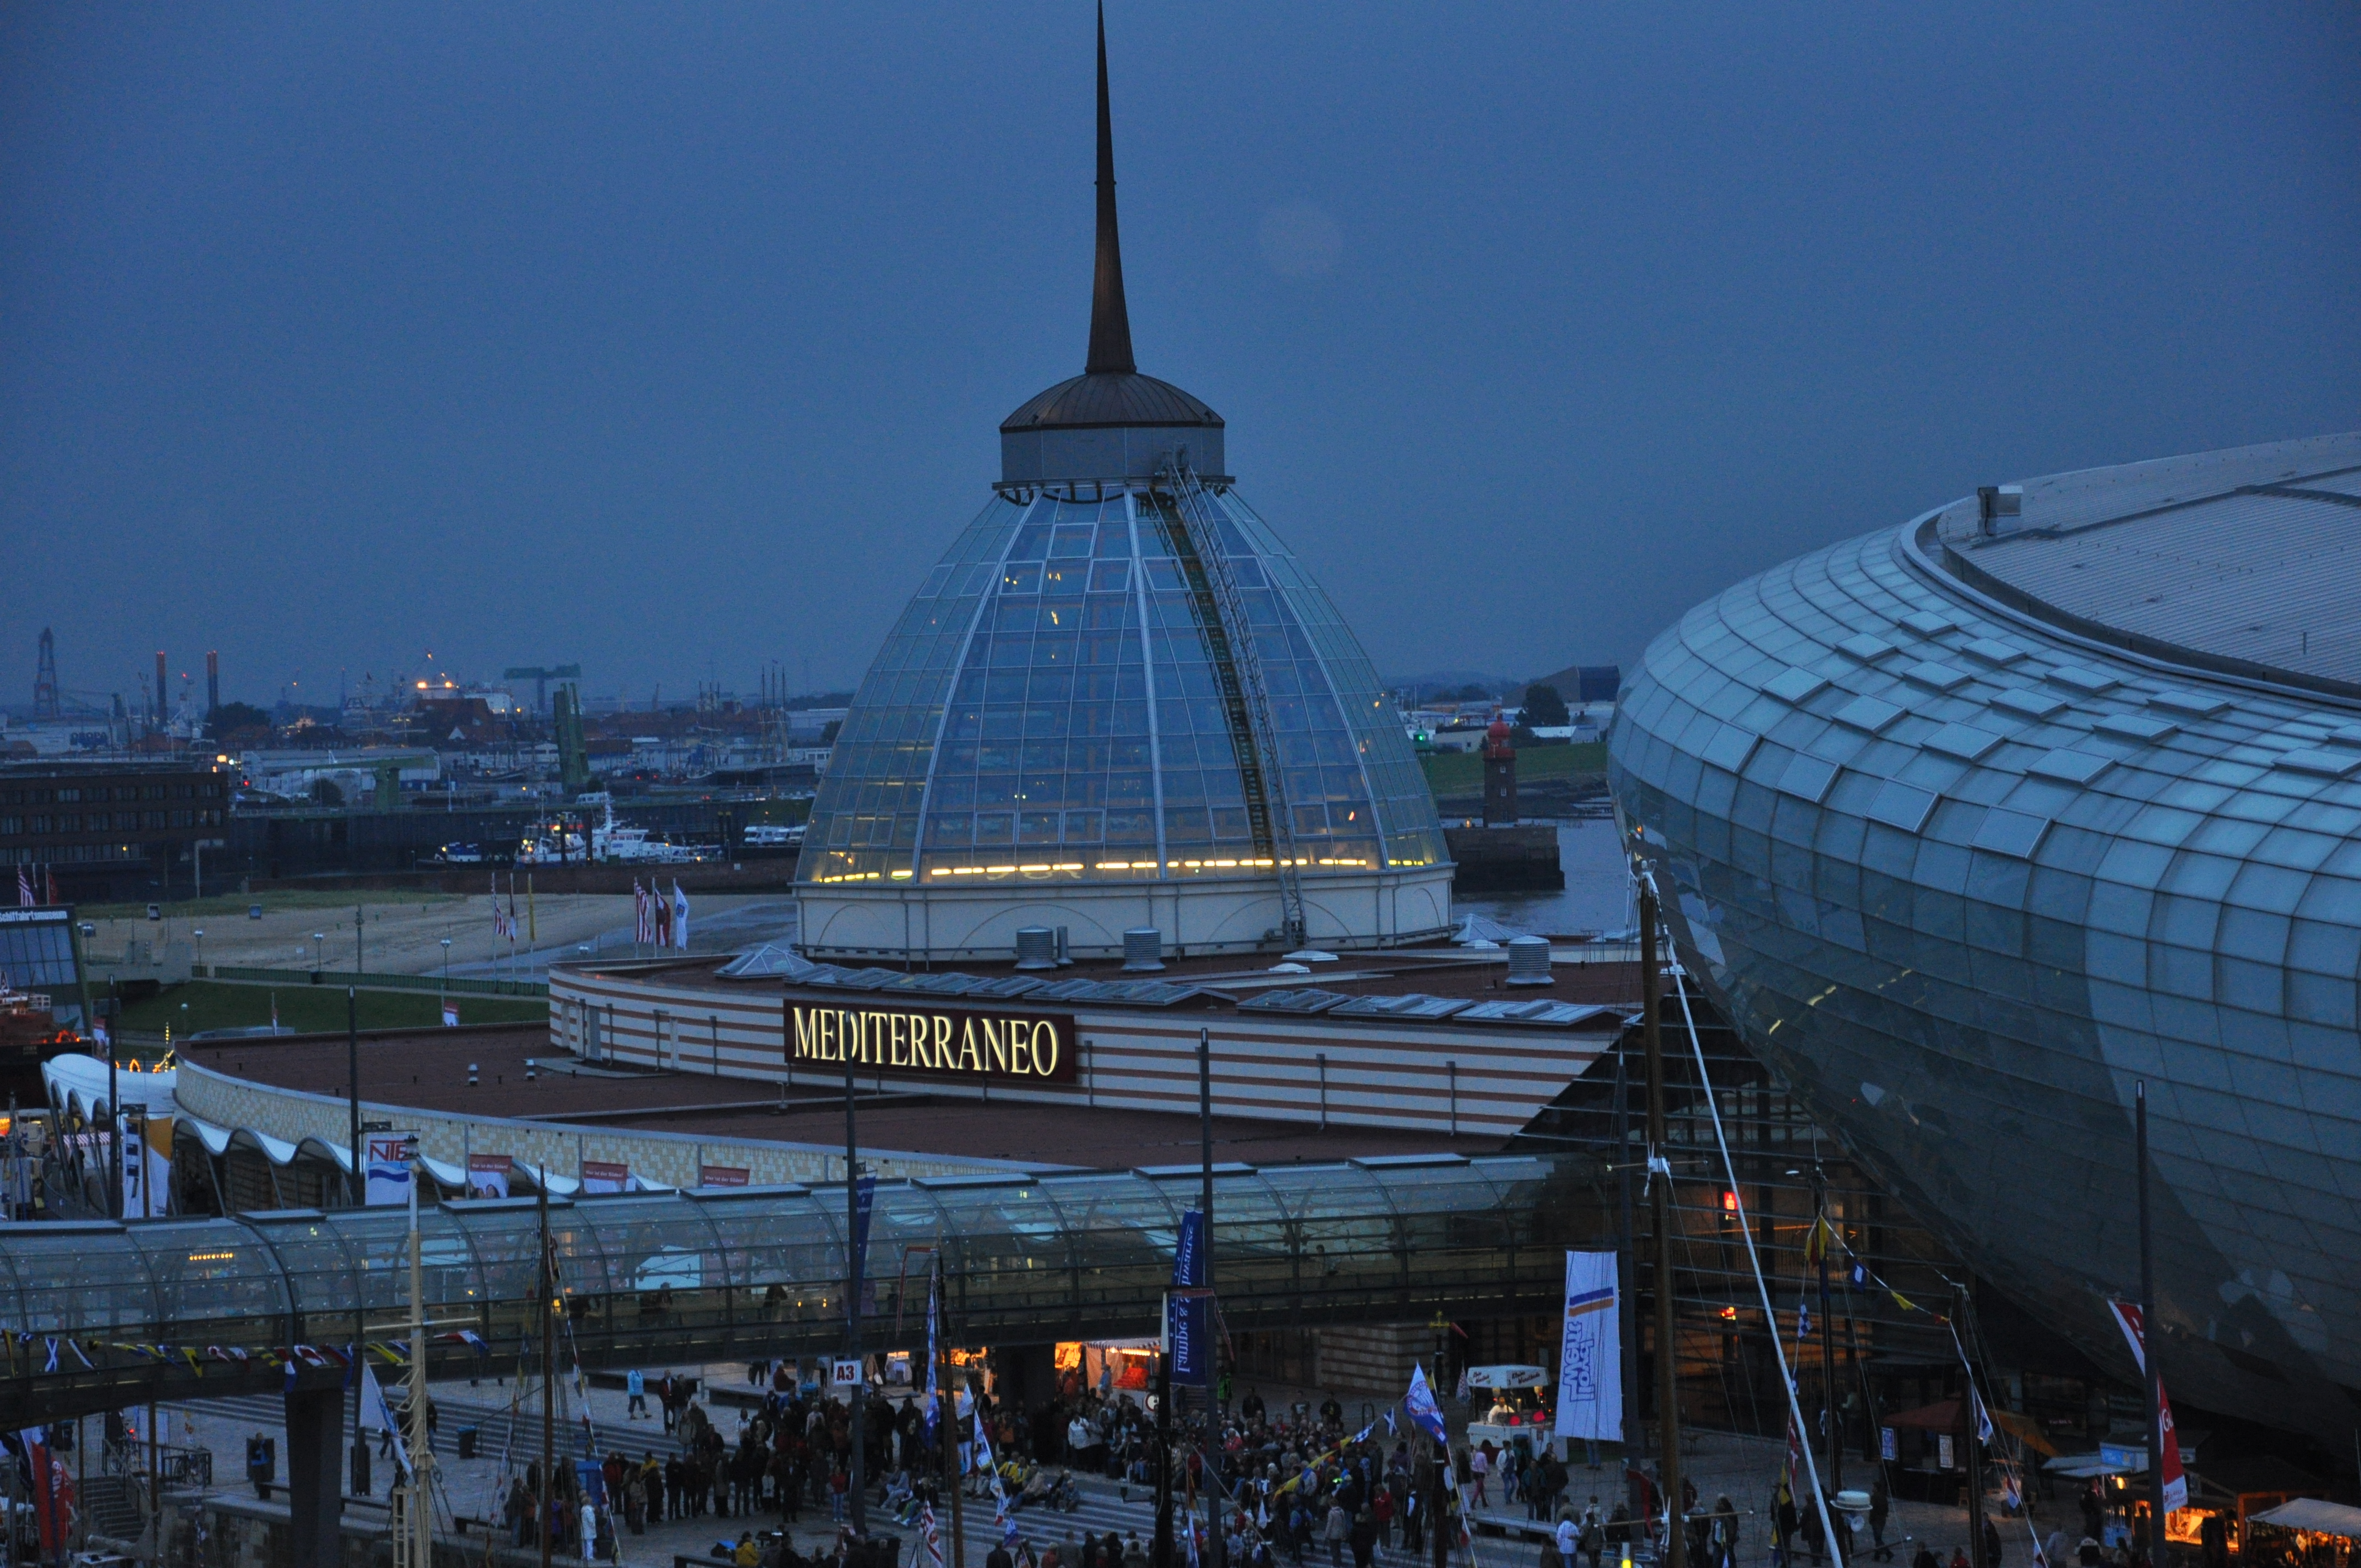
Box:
[439,939,452,999]
[193,930,204,978]
[312,932,326,973]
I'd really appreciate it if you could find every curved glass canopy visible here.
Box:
[799,487,1445,889]
[0,1156,1571,1423]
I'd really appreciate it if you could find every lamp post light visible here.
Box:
[311,932,326,972]
[440,938,453,998]
[193,930,204,978]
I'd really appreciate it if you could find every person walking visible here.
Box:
[628,1368,649,1420]
[1326,1499,1352,1568]
[1870,1477,1894,1562]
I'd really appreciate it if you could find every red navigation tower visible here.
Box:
[1482,712,1519,826]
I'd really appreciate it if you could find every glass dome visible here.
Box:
[800,486,1445,890]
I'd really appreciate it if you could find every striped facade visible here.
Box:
[548,961,1614,1139]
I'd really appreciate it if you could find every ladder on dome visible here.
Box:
[1155,456,1308,948]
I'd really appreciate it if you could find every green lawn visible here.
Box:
[121,979,545,1039]
[1419,741,1608,796]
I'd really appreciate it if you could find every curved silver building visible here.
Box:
[1609,432,2361,1435]
[797,18,1450,960]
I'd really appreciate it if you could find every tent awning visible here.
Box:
[1993,1408,2059,1458]
[2250,1500,2361,1540]
[1885,1398,1963,1433]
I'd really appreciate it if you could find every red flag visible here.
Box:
[29,1440,74,1556]
[2106,1300,2186,1513]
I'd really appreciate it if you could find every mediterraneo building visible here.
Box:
[792,20,1450,961]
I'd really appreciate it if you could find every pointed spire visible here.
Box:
[1085,2,1136,376]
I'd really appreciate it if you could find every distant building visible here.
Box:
[0,759,230,902]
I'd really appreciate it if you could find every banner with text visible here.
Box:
[580,1160,630,1194]
[1555,1249,1623,1444]
[1166,1289,1213,1386]
[466,1153,512,1200]
[366,1133,421,1206]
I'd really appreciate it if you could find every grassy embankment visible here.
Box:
[1417,741,1609,797]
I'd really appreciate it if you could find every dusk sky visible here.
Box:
[5,3,2356,711]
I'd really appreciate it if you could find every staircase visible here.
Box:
[80,1473,145,1542]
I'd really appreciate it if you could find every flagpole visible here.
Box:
[937,1255,965,1568]
[847,1054,867,1538]
[1961,1281,1985,1568]
[1198,1028,1225,1568]
[2138,1082,2165,1568]
[1813,1166,1842,1495]
[1639,880,1686,1568]
[540,1180,555,1568]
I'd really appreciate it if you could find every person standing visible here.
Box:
[1870,1477,1893,1561]
[628,1368,648,1419]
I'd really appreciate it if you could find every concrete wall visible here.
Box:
[552,957,1612,1139]
[795,864,1455,962]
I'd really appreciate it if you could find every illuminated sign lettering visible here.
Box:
[786,1003,1077,1085]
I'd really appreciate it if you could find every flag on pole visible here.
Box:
[507,879,520,945]
[671,880,690,950]
[363,1359,410,1476]
[1404,1364,1448,1444]
[2105,1299,2186,1512]
[15,867,29,907]
[923,1262,941,1447]
[922,1502,944,1568]
[45,867,59,906]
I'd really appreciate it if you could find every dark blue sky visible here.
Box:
[6,3,2356,711]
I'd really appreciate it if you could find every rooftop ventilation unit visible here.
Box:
[1505,935,1555,987]
[1976,484,2025,536]
[1121,927,1165,973]
[1015,926,1059,971]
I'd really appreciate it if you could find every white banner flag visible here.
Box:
[1554,1249,1622,1444]
[362,1358,411,1476]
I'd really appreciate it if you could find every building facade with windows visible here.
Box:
[0,760,230,903]
[795,23,1449,960]
[1609,431,2361,1436]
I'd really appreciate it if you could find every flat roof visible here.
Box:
[1924,431,2361,700]
[181,1024,1515,1171]
[594,944,1644,1019]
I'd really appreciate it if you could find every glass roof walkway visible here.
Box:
[0,1153,1586,1423]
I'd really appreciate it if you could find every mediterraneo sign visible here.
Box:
[786,1002,1078,1085]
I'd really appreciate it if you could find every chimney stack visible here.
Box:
[155,651,168,724]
